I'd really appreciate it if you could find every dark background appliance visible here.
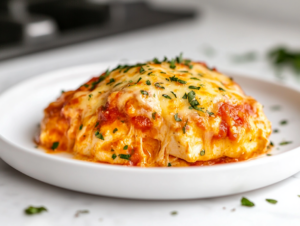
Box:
[0,0,196,61]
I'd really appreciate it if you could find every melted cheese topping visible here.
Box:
[38,60,272,167]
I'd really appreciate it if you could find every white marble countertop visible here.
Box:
[1,2,300,225]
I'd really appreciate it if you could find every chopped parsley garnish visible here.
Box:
[182,93,188,99]
[113,128,118,133]
[148,71,153,76]
[141,90,149,95]
[90,69,110,89]
[169,75,186,84]
[178,79,187,84]
[112,153,117,160]
[266,153,272,156]
[25,206,47,215]
[241,197,255,207]
[111,148,114,152]
[187,91,204,112]
[123,145,128,150]
[200,150,205,156]
[218,87,226,92]
[95,131,104,140]
[190,77,200,80]
[113,82,122,87]
[280,120,288,125]
[163,56,168,62]
[171,91,177,98]
[166,78,170,81]
[176,52,183,63]
[155,83,165,89]
[266,199,277,204]
[273,129,279,133]
[136,77,142,83]
[140,67,145,73]
[279,141,292,145]
[168,163,171,167]
[162,94,171,99]
[51,142,59,150]
[183,120,188,134]
[95,122,99,128]
[79,124,83,130]
[152,112,156,120]
[88,94,93,100]
[160,71,166,74]
[170,58,176,69]
[270,141,274,146]
[189,65,193,69]
[83,84,89,88]
[146,80,151,85]
[119,154,131,160]
[188,86,200,90]
[207,110,214,116]
[61,90,65,93]
[174,113,182,122]
[153,58,161,64]
[106,78,115,85]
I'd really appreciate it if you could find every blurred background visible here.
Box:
[1,0,300,92]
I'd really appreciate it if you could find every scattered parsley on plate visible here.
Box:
[241,197,255,207]
[24,206,47,215]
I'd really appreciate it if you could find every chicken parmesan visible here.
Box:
[37,55,272,167]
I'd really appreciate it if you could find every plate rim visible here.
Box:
[0,61,299,174]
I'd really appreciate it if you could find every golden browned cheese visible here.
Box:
[38,59,272,167]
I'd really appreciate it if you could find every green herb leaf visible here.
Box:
[148,71,153,76]
[207,110,214,116]
[190,77,200,80]
[83,84,89,88]
[241,197,255,207]
[183,120,188,134]
[189,86,200,90]
[123,145,128,150]
[119,154,131,160]
[171,211,178,216]
[266,199,277,204]
[95,122,99,128]
[189,65,193,69]
[141,90,149,95]
[152,112,156,120]
[51,142,59,150]
[178,79,187,84]
[273,129,279,133]
[182,93,188,99]
[174,113,182,122]
[153,58,161,64]
[280,120,288,125]
[95,131,104,140]
[113,128,118,133]
[112,153,117,160]
[113,82,122,87]
[279,141,292,145]
[163,56,168,62]
[106,78,115,85]
[218,87,226,92]
[155,83,165,89]
[162,94,171,99]
[176,52,183,63]
[200,149,205,156]
[25,206,47,215]
[75,210,89,217]
[168,163,171,167]
[136,77,142,83]
[170,59,176,69]
[146,80,151,85]
[88,94,93,100]
[79,124,83,130]
[171,91,177,98]
[140,67,145,73]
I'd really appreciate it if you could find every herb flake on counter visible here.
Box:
[171,211,178,216]
[152,112,156,120]
[266,199,277,204]
[241,197,255,207]
[266,154,272,156]
[79,124,83,130]
[123,145,128,150]
[95,131,104,140]
[141,90,149,96]
[171,91,177,98]
[174,113,182,122]
[270,105,281,111]
[75,210,89,217]
[279,141,292,145]
[200,150,205,156]
[113,128,118,133]
[106,78,115,85]
[25,206,47,215]
[51,142,59,150]
[119,154,131,160]
[273,129,279,133]
[146,80,151,85]
[189,86,200,90]
[112,153,117,160]
[280,120,288,125]
[162,94,171,99]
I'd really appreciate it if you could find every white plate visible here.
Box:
[0,62,300,200]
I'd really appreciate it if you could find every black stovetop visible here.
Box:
[0,0,196,61]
